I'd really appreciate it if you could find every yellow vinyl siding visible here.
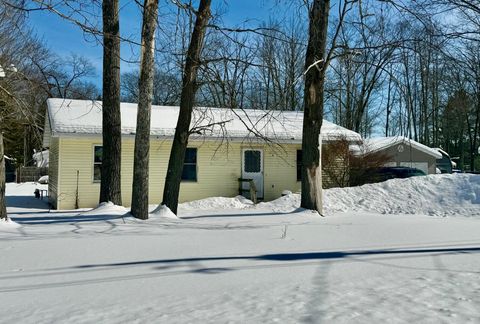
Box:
[143,140,241,204]
[56,138,100,209]
[53,137,302,209]
[263,145,301,200]
[43,114,51,148]
[179,141,241,202]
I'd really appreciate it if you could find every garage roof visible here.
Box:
[364,136,442,159]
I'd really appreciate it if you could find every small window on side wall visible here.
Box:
[297,150,302,181]
[182,148,197,181]
[93,145,103,182]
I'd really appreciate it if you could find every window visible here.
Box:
[182,148,197,181]
[244,150,261,173]
[93,146,103,182]
[297,150,302,181]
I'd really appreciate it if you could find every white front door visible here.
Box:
[242,149,264,199]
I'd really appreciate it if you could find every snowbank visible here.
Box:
[257,174,480,217]
[324,173,480,217]
[256,194,302,213]
[151,205,179,219]
[180,195,253,211]
[81,202,128,216]
[0,218,20,229]
[6,174,480,219]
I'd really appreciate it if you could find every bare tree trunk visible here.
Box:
[100,0,122,205]
[131,0,158,220]
[161,0,211,214]
[300,0,330,214]
[385,73,393,136]
[0,132,7,220]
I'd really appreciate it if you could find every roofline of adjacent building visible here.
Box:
[365,137,442,159]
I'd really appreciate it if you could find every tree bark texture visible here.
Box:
[100,0,122,205]
[161,0,211,214]
[0,132,7,220]
[300,0,330,214]
[131,0,159,220]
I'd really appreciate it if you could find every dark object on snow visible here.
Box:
[34,189,40,199]
[5,157,15,182]
[366,166,426,184]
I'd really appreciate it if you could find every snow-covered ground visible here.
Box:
[1,174,480,323]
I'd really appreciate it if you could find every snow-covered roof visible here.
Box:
[364,136,442,158]
[46,98,362,142]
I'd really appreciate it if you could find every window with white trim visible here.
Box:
[93,146,102,182]
[297,150,302,181]
[182,148,197,181]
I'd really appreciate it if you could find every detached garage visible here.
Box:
[364,136,442,174]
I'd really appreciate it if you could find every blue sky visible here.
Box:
[27,0,280,87]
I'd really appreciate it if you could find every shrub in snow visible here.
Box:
[321,136,393,188]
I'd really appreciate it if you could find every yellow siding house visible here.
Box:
[44,98,361,210]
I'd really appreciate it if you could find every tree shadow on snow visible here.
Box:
[180,208,305,219]
[9,210,81,216]
[11,214,129,225]
[72,245,480,270]
[1,245,479,293]
[6,195,50,210]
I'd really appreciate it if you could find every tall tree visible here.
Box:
[0,2,43,220]
[0,132,6,220]
[100,0,122,205]
[161,0,211,214]
[131,0,159,220]
[300,0,330,213]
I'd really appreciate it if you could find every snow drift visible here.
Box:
[180,195,254,211]
[323,173,480,216]
[173,174,480,217]
[0,218,20,229]
[81,202,129,216]
[255,173,480,217]
[151,204,179,219]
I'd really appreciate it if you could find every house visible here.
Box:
[43,98,362,209]
[364,136,442,174]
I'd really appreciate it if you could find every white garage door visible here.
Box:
[400,162,428,174]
